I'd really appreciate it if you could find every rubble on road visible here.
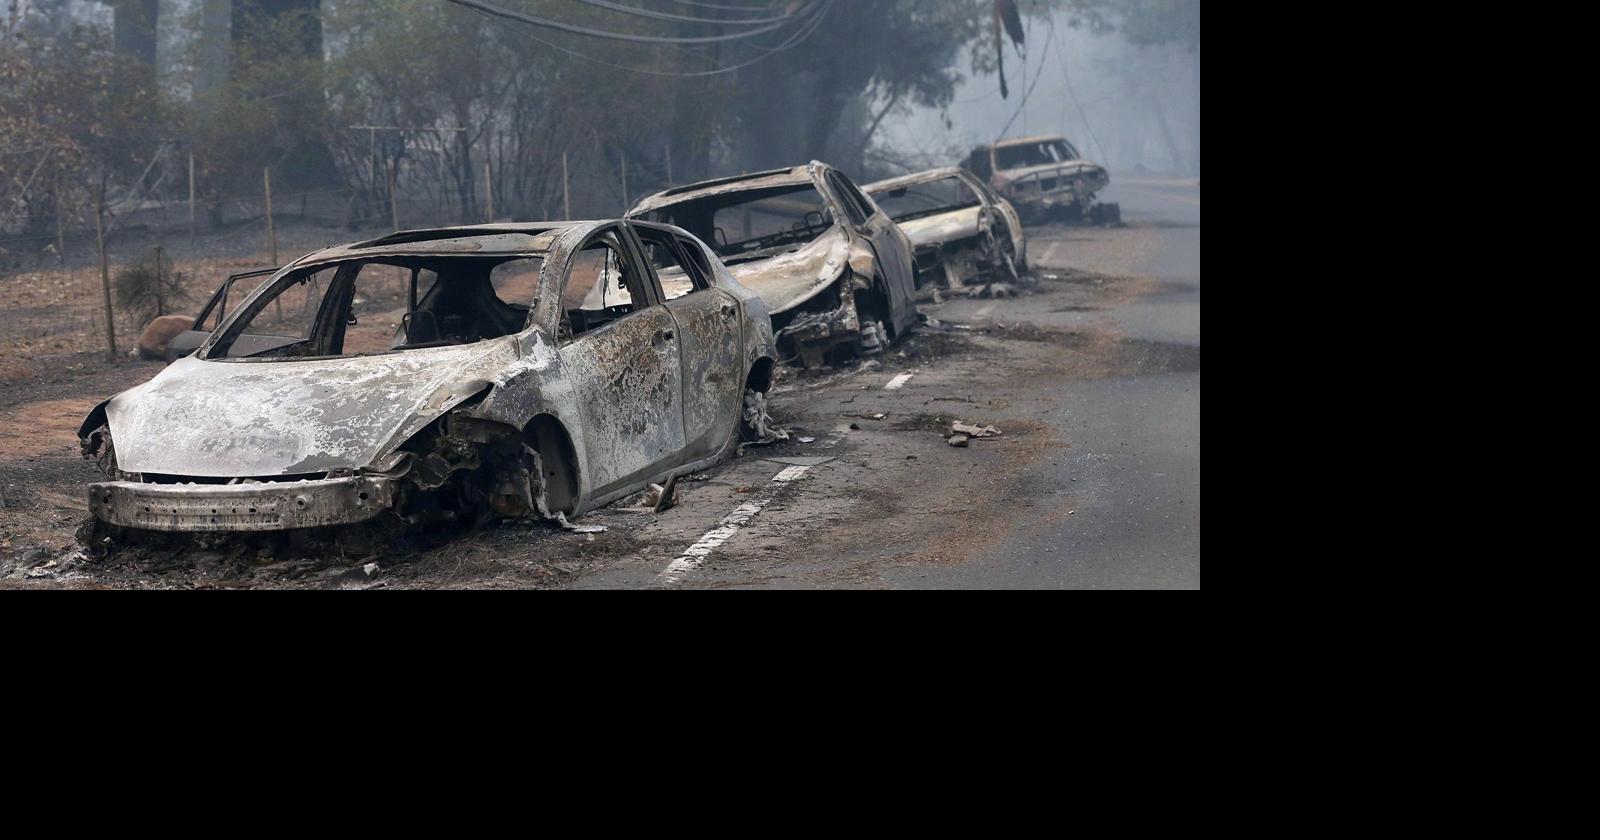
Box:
[948,434,970,447]
[951,421,1002,438]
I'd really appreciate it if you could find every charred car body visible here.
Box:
[965,135,1119,225]
[78,220,778,534]
[628,161,918,368]
[864,167,1026,290]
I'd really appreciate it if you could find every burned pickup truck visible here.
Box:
[78,220,778,535]
[628,162,918,368]
[965,135,1119,225]
[864,167,1026,291]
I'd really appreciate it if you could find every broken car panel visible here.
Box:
[78,220,778,533]
[864,166,1026,290]
[627,161,918,368]
[964,134,1118,224]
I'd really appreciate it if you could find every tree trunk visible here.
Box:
[195,0,232,98]
[110,0,159,89]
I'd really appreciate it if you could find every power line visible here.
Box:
[442,0,812,45]
[464,0,832,78]
[1053,15,1108,164]
[569,0,800,26]
[663,0,778,13]
[993,15,1052,141]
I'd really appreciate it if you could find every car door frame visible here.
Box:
[821,168,916,336]
[554,222,689,499]
[623,220,746,461]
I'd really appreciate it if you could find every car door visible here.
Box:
[556,226,687,497]
[165,268,277,361]
[628,223,744,462]
[971,173,1026,268]
[828,171,917,334]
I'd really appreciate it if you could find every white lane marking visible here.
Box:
[820,425,851,449]
[1042,240,1066,266]
[885,372,914,390]
[656,465,811,585]
[975,303,995,317]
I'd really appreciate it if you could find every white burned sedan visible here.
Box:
[78,220,778,533]
[864,166,1026,289]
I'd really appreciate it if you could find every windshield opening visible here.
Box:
[639,184,830,260]
[868,176,982,222]
[205,255,543,360]
[994,139,1081,170]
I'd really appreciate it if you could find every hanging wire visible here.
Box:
[1053,13,1109,163]
[442,0,813,45]
[568,0,800,26]
[662,0,780,13]
[463,0,832,78]
[993,14,1052,141]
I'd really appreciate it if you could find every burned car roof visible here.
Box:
[990,134,1071,149]
[298,222,577,264]
[629,165,813,215]
[862,166,971,193]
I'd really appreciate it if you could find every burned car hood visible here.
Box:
[105,340,517,477]
[991,160,1107,187]
[724,226,850,315]
[897,206,984,249]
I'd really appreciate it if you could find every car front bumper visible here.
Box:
[87,474,397,532]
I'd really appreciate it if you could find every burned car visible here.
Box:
[864,167,1026,290]
[628,161,917,368]
[964,134,1119,224]
[78,220,778,534]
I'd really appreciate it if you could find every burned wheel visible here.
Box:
[1091,202,1122,225]
[859,319,887,356]
[740,387,774,443]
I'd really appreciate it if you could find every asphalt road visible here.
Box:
[571,174,1200,589]
[894,177,1200,588]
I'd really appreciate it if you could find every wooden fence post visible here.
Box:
[263,166,277,265]
[94,183,117,361]
[484,159,494,222]
[188,153,196,240]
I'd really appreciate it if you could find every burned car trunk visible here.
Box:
[965,135,1118,225]
[865,167,1026,292]
[79,220,778,537]
[627,161,918,368]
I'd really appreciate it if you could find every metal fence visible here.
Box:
[0,145,679,367]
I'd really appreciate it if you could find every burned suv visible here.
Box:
[78,220,778,534]
[629,162,918,368]
[965,134,1118,224]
